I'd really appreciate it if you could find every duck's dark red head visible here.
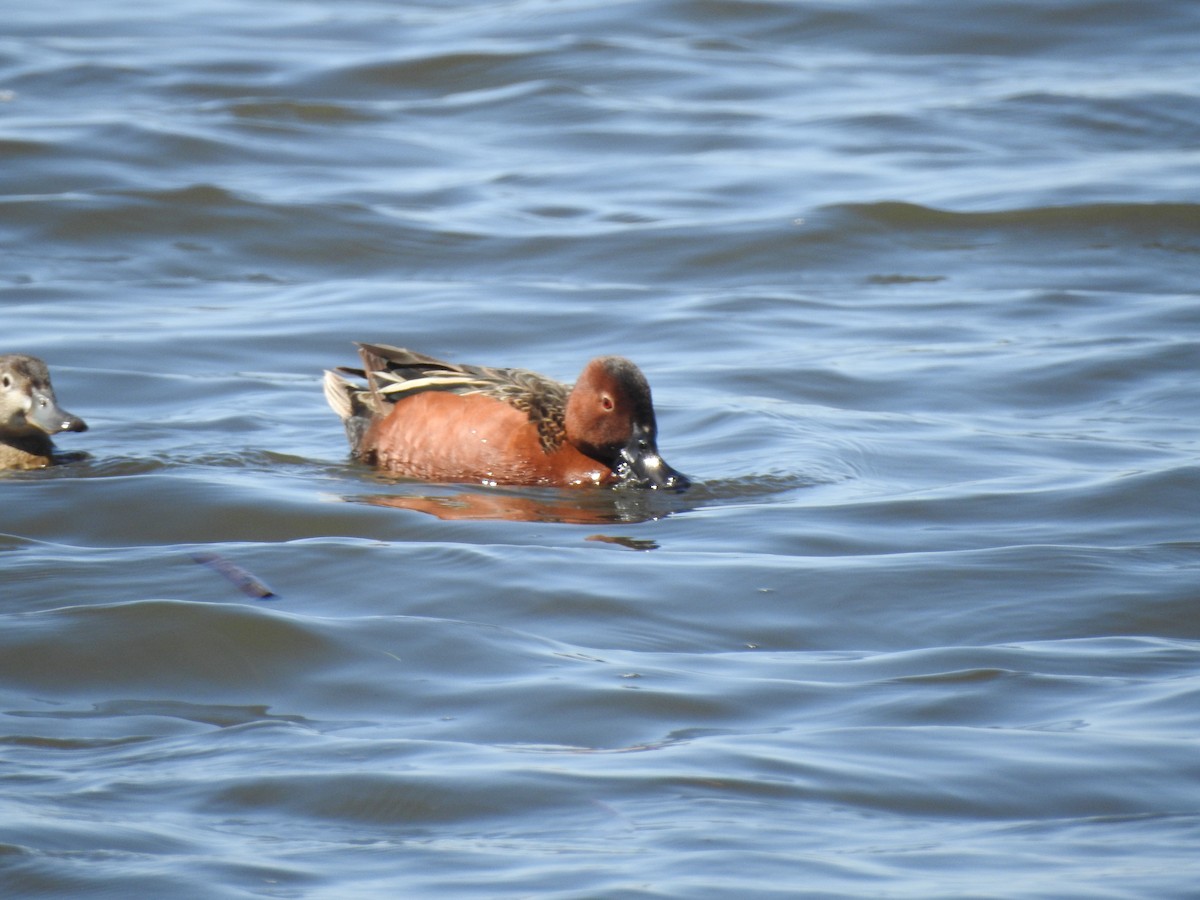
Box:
[565,356,689,491]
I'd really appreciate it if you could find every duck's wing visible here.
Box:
[354,343,570,452]
[356,343,563,401]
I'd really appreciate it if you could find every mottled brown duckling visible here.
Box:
[0,354,88,470]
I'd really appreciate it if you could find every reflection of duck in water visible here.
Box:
[0,354,88,470]
[357,485,677,529]
[324,343,689,490]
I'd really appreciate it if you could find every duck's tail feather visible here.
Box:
[322,369,352,416]
[323,369,373,454]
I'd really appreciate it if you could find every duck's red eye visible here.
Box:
[600,395,614,411]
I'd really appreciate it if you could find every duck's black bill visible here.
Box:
[615,424,690,491]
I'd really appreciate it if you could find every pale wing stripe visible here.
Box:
[377,374,489,394]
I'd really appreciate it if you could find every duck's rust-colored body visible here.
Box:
[324,343,688,490]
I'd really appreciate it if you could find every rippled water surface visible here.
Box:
[4,1,1200,897]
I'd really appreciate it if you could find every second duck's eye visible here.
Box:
[600,395,614,411]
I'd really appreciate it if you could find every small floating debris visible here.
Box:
[585,534,659,551]
[191,551,277,599]
[866,273,945,285]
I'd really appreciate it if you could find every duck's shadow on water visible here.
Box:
[349,484,689,525]
[343,471,820,526]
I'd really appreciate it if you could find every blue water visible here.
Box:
[4,1,1200,896]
